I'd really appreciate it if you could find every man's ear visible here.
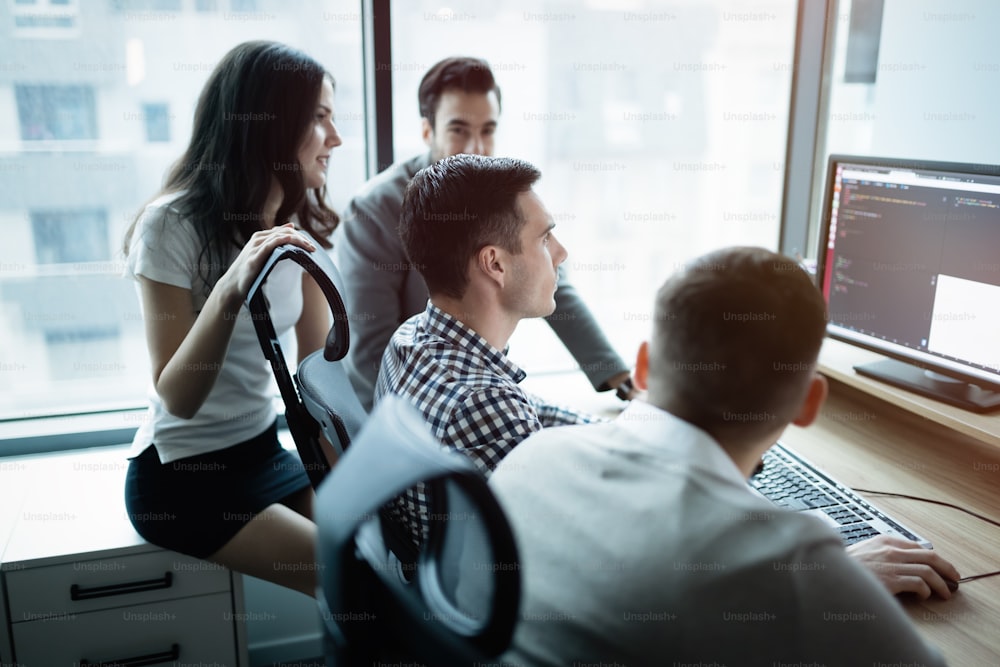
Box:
[634,341,650,390]
[791,374,828,427]
[421,117,434,148]
[475,245,506,289]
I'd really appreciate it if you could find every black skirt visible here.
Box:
[124,421,311,558]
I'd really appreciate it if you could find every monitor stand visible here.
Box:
[854,359,1000,413]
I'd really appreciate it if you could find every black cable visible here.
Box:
[955,570,1000,584]
[854,488,1000,583]
[854,488,1000,529]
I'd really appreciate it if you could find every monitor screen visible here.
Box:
[817,155,1000,411]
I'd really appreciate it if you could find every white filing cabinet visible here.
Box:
[0,447,249,666]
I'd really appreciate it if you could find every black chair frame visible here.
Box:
[245,244,417,565]
[316,396,521,666]
[244,243,351,488]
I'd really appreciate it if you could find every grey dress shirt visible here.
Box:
[489,400,947,667]
[335,153,629,409]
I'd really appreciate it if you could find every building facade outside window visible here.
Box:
[15,84,96,140]
[0,1,365,429]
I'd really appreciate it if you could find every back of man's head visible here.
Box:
[418,56,502,123]
[649,246,827,442]
[400,153,540,299]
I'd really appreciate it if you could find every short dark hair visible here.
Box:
[649,247,828,441]
[418,56,502,124]
[400,154,540,299]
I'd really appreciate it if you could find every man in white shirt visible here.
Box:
[490,246,953,666]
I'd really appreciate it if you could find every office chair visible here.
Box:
[247,244,419,566]
[245,243,367,487]
[315,395,521,667]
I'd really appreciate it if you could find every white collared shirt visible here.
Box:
[489,400,946,667]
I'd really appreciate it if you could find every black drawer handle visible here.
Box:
[70,571,173,601]
[80,642,179,667]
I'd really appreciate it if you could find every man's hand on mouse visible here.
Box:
[846,535,961,600]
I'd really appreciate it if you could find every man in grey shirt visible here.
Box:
[490,247,955,666]
[335,56,633,409]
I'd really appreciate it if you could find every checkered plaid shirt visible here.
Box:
[374,301,598,546]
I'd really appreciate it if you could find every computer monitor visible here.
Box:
[817,154,1000,412]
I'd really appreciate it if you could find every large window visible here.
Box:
[0,1,365,427]
[805,0,1000,259]
[2,0,804,444]
[391,0,797,373]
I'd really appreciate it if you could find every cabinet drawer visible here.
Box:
[5,550,231,619]
[12,592,238,666]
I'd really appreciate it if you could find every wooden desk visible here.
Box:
[781,381,1000,665]
[818,338,1000,449]
[525,364,1000,666]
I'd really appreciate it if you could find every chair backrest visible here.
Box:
[296,348,368,457]
[315,395,521,667]
[245,244,367,487]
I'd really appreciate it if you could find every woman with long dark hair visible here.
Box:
[123,41,341,596]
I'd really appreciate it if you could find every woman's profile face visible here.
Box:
[297,79,341,190]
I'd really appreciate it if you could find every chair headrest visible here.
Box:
[244,242,351,362]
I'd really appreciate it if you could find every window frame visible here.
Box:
[3,0,811,457]
[778,0,836,260]
[0,1,377,456]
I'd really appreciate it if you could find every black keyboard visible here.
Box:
[749,442,931,548]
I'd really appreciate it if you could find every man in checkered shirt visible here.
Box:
[374,153,601,546]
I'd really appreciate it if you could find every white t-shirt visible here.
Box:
[125,193,304,463]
